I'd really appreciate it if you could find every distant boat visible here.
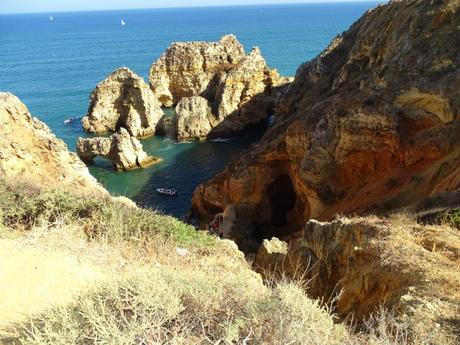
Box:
[49,16,54,21]
[156,188,178,196]
[121,19,126,26]
[64,116,79,125]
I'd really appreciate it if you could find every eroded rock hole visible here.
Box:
[268,175,296,227]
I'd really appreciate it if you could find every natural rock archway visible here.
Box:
[76,128,159,171]
[82,67,163,138]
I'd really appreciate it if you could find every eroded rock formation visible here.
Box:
[77,128,159,171]
[150,35,290,140]
[149,34,246,107]
[82,67,163,138]
[191,0,460,248]
[175,96,215,140]
[254,216,460,341]
[0,92,106,195]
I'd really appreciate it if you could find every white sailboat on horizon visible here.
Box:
[121,19,126,26]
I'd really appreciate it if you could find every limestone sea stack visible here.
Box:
[149,34,246,107]
[82,67,163,138]
[191,0,460,247]
[77,128,159,171]
[150,35,291,140]
[0,92,106,195]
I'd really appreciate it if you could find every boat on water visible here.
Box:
[156,188,178,196]
[49,16,54,21]
[64,116,79,125]
[121,19,126,26]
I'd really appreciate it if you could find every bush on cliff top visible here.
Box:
[0,182,213,248]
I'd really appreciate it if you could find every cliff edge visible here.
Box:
[191,0,460,247]
[0,92,107,196]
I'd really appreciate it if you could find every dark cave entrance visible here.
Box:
[268,175,297,227]
[252,174,299,245]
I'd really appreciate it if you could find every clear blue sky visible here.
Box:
[0,0,373,14]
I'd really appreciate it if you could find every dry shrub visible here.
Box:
[1,183,458,345]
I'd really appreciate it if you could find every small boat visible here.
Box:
[121,19,126,26]
[64,116,78,125]
[49,16,54,21]
[156,188,178,196]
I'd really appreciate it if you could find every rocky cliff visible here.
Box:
[77,128,160,171]
[149,35,290,140]
[0,92,106,196]
[82,67,163,138]
[191,0,460,248]
[254,216,460,341]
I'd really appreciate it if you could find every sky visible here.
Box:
[0,0,373,14]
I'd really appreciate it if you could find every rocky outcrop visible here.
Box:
[174,96,215,140]
[77,128,159,171]
[191,0,460,247]
[0,92,106,196]
[254,237,289,274]
[149,34,246,107]
[150,35,290,140]
[82,67,163,138]
[254,216,460,341]
[209,48,291,137]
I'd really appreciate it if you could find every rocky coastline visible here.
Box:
[1,0,459,342]
[77,35,289,168]
[191,0,460,250]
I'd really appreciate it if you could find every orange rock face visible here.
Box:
[0,92,107,196]
[191,0,460,250]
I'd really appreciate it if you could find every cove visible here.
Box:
[87,109,265,217]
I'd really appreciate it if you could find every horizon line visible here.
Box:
[0,0,383,15]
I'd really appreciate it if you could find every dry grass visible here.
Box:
[0,183,458,344]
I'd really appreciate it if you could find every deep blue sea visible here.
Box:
[0,2,381,217]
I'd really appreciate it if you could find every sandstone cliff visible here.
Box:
[150,35,290,140]
[0,92,106,196]
[254,216,460,341]
[77,128,159,171]
[82,67,163,138]
[191,0,460,247]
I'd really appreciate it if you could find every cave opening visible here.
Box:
[253,174,299,244]
[268,175,297,227]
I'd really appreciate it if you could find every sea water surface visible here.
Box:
[0,2,380,217]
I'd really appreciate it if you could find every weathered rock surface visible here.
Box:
[174,96,216,140]
[150,35,290,140]
[191,0,460,247]
[82,67,163,138]
[210,47,290,137]
[77,128,159,171]
[254,216,460,341]
[254,237,289,273]
[149,34,246,107]
[0,92,106,196]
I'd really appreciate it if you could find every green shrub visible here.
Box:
[0,186,102,229]
[437,209,460,229]
[0,183,213,248]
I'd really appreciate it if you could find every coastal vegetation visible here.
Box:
[0,0,459,343]
[1,182,457,344]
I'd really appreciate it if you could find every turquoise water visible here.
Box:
[0,2,380,216]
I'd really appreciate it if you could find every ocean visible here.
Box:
[0,2,380,217]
